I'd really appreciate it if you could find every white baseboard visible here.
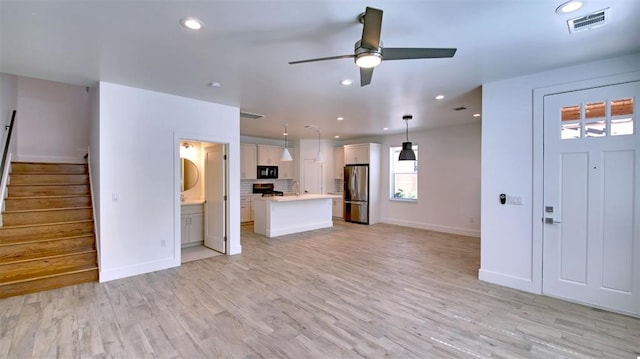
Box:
[381,218,480,238]
[478,268,541,294]
[99,257,180,282]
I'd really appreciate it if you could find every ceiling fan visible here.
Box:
[289,7,457,86]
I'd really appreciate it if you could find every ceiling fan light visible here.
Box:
[355,53,382,68]
[399,142,416,161]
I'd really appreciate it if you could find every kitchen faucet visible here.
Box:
[292,180,299,196]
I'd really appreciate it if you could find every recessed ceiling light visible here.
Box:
[435,95,445,100]
[340,79,353,86]
[473,113,481,117]
[383,127,389,131]
[556,0,583,14]
[209,81,221,88]
[334,135,340,139]
[180,17,204,30]
[337,117,344,121]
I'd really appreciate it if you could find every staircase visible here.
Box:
[0,162,98,299]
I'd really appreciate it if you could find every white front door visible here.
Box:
[204,144,226,253]
[543,81,639,315]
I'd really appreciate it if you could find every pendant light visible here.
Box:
[315,129,323,162]
[399,114,416,161]
[280,124,293,161]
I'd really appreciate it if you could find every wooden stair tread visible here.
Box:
[0,219,93,230]
[10,173,88,177]
[0,269,97,299]
[5,194,91,199]
[1,161,97,298]
[0,248,96,265]
[3,206,92,214]
[0,250,97,282]
[11,161,86,164]
[0,234,95,247]
[7,183,88,187]
[0,265,98,286]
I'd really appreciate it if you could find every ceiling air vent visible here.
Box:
[240,111,264,120]
[568,8,609,34]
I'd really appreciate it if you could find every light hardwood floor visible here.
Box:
[1,221,638,358]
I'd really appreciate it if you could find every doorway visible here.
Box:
[179,140,228,263]
[542,81,639,315]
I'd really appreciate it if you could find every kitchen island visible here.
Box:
[253,194,341,237]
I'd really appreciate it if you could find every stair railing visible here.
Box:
[1,110,17,180]
[0,110,17,226]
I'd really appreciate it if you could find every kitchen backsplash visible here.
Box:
[241,179,293,194]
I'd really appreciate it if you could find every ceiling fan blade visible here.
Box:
[383,48,457,60]
[289,54,355,65]
[361,7,383,50]
[360,67,374,86]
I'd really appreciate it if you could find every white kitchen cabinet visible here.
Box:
[344,144,370,164]
[181,203,204,246]
[240,143,257,179]
[279,161,293,179]
[251,194,261,220]
[279,147,295,179]
[334,146,344,179]
[241,194,261,222]
[257,145,282,165]
[241,195,252,222]
[332,197,343,218]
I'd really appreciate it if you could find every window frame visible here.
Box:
[389,144,418,202]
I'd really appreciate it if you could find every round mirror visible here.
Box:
[181,158,199,191]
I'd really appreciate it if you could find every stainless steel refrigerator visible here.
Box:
[344,164,369,224]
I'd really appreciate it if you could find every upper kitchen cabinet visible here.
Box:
[240,143,257,180]
[344,143,372,164]
[279,148,296,179]
[257,145,282,166]
[334,146,344,179]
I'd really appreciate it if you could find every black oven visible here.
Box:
[257,165,278,179]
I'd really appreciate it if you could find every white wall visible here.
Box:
[16,76,90,163]
[89,85,101,267]
[377,123,481,237]
[333,122,481,236]
[299,138,333,194]
[96,82,240,282]
[0,73,18,154]
[480,52,640,294]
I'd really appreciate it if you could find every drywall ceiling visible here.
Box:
[1,1,639,140]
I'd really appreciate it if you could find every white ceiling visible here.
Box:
[1,1,639,140]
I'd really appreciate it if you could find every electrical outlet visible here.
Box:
[160,240,166,248]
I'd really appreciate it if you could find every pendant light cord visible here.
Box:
[405,119,409,141]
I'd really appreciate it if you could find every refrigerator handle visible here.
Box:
[352,169,358,199]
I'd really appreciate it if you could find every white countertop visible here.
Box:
[254,194,341,202]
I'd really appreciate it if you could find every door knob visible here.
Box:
[544,217,561,224]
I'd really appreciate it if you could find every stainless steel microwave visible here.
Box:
[257,165,278,179]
